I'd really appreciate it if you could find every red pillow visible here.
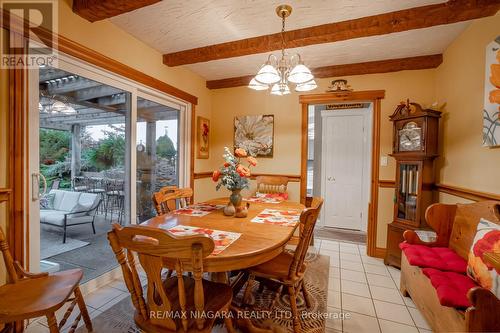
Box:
[423,268,478,308]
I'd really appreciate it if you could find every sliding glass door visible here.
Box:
[136,97,180,223]
[28,55,187,283]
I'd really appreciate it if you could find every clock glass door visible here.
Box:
[396,162,420,223]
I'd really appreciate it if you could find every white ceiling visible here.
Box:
[109,0,469,81]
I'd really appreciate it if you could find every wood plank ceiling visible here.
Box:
[75,0,500,89]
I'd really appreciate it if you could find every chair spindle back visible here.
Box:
[0,226,19,283]
[152,187,194,216]
[256,176,289,194]
[108,224,214,331]
[288,197,323,279]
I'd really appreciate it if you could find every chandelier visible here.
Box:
[248,5,317,95]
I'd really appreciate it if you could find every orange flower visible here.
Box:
[247,156,258,166]
[236,164,251,177]
[235,148,247,157]
[212,170,221,182]
[468,253,493,289]
[223,162,230,167]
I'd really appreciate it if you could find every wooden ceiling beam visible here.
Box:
[206,54,443,89]
[72,0,161,22]
[164,0,500,67]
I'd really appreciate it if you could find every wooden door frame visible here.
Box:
[299,90,385,257]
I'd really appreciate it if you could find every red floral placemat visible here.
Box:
[166,225,241,255]
[251,208,301,227]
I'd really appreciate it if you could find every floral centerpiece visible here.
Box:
[212,147,258,216]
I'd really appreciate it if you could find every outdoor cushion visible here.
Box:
[50,190,66,211]
[423,268,478,308]
[57,191,81,212]
[400,243,467,273]
[467,218,500,299]
[40,210,93,226]
[40,210,66,226]
[79,193,100,210]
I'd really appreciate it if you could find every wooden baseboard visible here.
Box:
[374,247,387,259]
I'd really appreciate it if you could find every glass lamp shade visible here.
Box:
[295,79,318,92]
[271,83,291,96]
[288,64,313,84]
[255,64,280,84]
[248,78,269,90]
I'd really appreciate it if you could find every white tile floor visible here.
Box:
[316,239,433,333]
[25,239,434,333]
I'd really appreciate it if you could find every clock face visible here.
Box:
[398,122,422,152]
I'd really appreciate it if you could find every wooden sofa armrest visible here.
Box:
[466,286,500,332]
[402,229,439,246]
[483,252,500,271]
[423,203,457,247]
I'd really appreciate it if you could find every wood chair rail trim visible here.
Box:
[194,172,301,182]
[163,1,500,66]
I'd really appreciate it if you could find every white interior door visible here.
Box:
[321,110,369,230]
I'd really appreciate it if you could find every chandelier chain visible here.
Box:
[281,13,286,58]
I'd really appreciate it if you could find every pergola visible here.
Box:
[39,67,179,180]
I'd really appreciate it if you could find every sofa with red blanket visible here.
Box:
[399,201,500,332]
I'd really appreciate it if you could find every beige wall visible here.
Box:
[435,14,500,197]
[210,69,437,248]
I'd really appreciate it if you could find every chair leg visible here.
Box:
[74,286,93,332]
[63,219,67,244]
[91,217,96,234]
[287,285,301,333]
[224,311,236,333]
[301,281,312,309]
[46,313,59,333]
[243,274,256,305]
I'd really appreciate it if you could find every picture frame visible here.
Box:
[234,114,274,157]
[483,36,500,147]
[197,116,210,159]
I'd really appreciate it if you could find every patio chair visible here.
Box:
[40,190,102,243]
[71,176,89,192]
[87,177,106,213]
[104,178,125,224]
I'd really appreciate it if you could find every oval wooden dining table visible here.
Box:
[141,197,305,332]
[141,197,305,273]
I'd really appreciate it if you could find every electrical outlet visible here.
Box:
[380,156,388,166]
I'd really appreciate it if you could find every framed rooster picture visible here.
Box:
[197,116,210,159]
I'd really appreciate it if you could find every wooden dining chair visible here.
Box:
[0,226,92,333]
[108,223,235,333]
[152,187,193,216]
[242,197,323,333]
[255,176,289,194]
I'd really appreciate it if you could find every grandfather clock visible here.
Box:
[384,100,441,268]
